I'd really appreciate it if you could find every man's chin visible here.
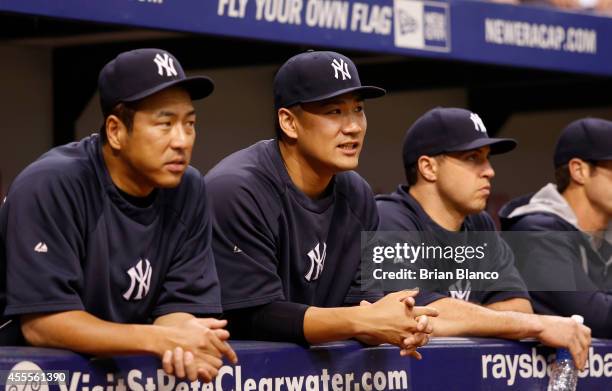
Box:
[154,174,184,189]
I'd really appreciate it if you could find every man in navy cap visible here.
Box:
[0,48,236,382]
[377,107,591,369]
[500,118,612,338]
[206,50,437,357]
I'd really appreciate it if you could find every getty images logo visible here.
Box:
[305,243,327,282]
[153,53,178,77]
[123,259,153,301]
[331,58,351,81]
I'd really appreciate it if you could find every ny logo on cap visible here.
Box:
[470,113,487,134]
[331,58,351,81]
[153,53,178,77]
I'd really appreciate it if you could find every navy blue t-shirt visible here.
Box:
[205,140,382,311]
[0,135,221,327]
[376,185,529,306]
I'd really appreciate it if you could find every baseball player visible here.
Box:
[206,50,437,357]
[500,118,612,338]
[376,107,591,369]
[0,49,236,382]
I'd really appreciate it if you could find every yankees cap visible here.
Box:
[273,50,385,110]
[554,118,612,167]
[98,48,214,115]
[402,107,517,168]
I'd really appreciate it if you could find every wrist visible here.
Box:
[526,314,546,339]
[142,324,172,356]
[344,305,369,337]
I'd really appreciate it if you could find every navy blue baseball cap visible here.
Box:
[402,107,517,167]
[98,48,214,114]
[554,118,612,167]
[273,50,385,110]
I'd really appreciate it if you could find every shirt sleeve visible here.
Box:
[344,180,383,305]
[2,170,86,317]
[153,176,222,317]
[206,173,285,311]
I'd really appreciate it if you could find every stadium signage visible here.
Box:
[0,1,610,74]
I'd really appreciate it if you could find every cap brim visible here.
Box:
[123,76,215,103]
[446,137,517,155]
[299,85,386,105]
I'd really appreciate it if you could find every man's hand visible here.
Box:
[354,290,438,358]
[537,315,591,370]
[156,317,238,382]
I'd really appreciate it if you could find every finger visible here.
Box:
[395,288,419,301]
[213,328,231,340]
[412,306,439,318]
[416,315,428,332]
[198,318,228,329]
[209,335,238,364]
[162,350,174,375]
[408,350,422,360]
[224,341,238,364]
[173,347,186,379]
[400,296,415,308]
[184,351,198,382]
[402,336,415,349]
[197,366,213,383]
[360,300,372,306]
[416,334,430,348]
[201,353,224,369]
[399,347,421,360]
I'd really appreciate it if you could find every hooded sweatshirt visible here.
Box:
[499,183,612,338]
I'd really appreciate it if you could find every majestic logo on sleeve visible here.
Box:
[123,259,153,301]
[331,59,351,81]
[34,242,48,253]
[153,53,178,77]
[470,113,487,134]
[305,243,327,282]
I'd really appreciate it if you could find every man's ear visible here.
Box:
[567,158,591,186]
[105,115,127,151]
[278,108,299,141]
[417,155,438,183]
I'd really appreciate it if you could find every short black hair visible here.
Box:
[405,163,419,186]
[100,102,138,144]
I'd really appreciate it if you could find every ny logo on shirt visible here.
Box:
[123,258,153,301]
[449,279,471,302]
[331,59,351,81]
[153,53,178,77]
[305,242,327,282]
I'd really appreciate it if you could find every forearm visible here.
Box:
[154,312,196,327]
[22,310,166,356]
[303,306,362,344]
[428,298,543,339]
[485,298,533,313]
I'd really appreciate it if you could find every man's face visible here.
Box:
[435,146,495,215]
[292,92,367,176]
[584,160,612,219]
[120,87,196,189]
